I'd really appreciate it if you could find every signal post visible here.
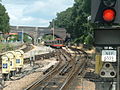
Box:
[91,0,120,90]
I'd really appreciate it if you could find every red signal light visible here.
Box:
[103,9,115,22]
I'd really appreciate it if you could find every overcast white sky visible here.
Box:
[2,0,74,27]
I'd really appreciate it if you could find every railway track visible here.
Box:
[0,45,58,90]
[60,47,88,90]
[25,47,88,90]
[7,45,56,81]
[24,49,67,90]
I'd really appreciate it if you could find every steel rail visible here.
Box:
[59,47,88,90]
[24,47,88,90]
[24,49,67,90]
[36,48,77,90]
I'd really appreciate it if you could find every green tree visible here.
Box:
[23,34,32,43]
[50,0,94,45]
[0,3,10,33]
[84,35,93,44]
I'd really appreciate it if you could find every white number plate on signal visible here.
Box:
[102,50,116,62]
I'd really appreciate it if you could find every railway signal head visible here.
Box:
[103,9,115,22]
[91,0,120,24]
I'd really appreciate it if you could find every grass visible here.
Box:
[0,43,14,53]
[0,43,6,52]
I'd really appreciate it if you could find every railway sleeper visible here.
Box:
[43,65,54,75]
[59,63,69,75]
[60,65,72,76]
[78,62,87,76]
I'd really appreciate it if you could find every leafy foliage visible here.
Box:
[43,35,56,40]
[0,3,10,33]
[8,35,18,42]
[23,34,32,43]
[50,0,94,45]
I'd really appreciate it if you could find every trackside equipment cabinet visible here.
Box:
[6,51,16,75]
[15,50,24,71]
[1,55,10,74]
[1,54,10,80]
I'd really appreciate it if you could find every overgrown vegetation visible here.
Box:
[50,0,94,45]
[7,34,32,43]
[42,35,57,41]
[23,34,32,43]
[0,43,14,52]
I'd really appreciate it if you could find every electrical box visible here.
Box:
[1,55,10,74]
[6,51,16,71]
[15,50,24,68]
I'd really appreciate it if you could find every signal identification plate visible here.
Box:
[102,50,117,62]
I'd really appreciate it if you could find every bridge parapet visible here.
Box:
[10,26,67,44]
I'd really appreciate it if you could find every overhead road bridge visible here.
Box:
[5,26,69,44]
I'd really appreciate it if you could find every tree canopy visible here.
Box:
[50,0,93,45]
[0,3,10,33]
